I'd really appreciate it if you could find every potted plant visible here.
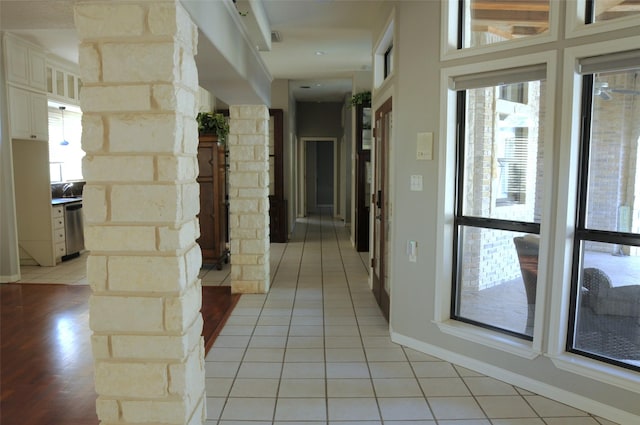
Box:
[349,91,371,107]
[196,112,229,144]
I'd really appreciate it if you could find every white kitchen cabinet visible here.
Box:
[8,86,49,141]
[52,206,66,262]
[46,63,81,104]
[4,34,47,91]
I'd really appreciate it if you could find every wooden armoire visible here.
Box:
[196,134,228,269]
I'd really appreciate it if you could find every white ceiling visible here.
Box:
[0,0,381,103]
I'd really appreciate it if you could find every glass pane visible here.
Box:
[269,156,275,196]
[362,108,372,150]
[592,0,640,23]
[456,226,537,337]
[572,241,640,367]
[67,75,75,99]
[461,0,550,49]
[462,80,545,222]
[46,67,53,94]
[585,68,640,232]
[56,70,64,96]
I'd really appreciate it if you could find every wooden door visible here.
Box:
[355,102,372,252]
[372,98,392,321]
[197,135,228,268]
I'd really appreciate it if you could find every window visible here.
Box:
[457,0,550,49]
[586,0,640,24]
[48,102,83,182]
[451,65,546,339]
[568,51,640,372]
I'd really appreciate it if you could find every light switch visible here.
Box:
[410,175,423,191]
[417,132,433,160]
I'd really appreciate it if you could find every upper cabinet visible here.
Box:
[8,86,49,141]
[46,62,81,105]
[3,33,47,92]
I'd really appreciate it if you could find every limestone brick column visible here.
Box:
[228,105,271,293]
[75,2,205,424]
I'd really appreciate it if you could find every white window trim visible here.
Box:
[566,0,640,39]
[440,0,560,61]
[436,51,557,357]
[549,35,640,392]
[373,9,395,91]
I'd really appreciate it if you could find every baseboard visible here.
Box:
[0,274,20,283]
[391,330,638,424]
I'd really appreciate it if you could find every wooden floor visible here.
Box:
[0,283,239,425]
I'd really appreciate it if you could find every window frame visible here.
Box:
[436,52,557,358]
[566,0,640,39]
[441,0,560,61]
[548,37,640,392]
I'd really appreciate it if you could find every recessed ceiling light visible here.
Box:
[315,83,322,87]
[315,51,326,56]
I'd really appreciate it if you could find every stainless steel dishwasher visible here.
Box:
[64,201,84,258]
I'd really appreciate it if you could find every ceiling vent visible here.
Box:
[271,31,282,43]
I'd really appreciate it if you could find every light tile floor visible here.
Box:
[204,215,619,425]
[12,214,620,424]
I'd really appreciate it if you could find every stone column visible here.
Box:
[228,105,271,293]
[75,2,205,424]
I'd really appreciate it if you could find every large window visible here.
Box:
[457,0,550,49]
[569,52,640,371]
[586,0,640,23]
[48,102,83,182]
[452,66,546,339]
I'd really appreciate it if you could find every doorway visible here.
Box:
[372,97,392,321]
[299,138,338,216]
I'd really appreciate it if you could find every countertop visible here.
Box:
[51,197,83,206]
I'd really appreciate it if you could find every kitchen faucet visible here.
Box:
[62,182,74,197]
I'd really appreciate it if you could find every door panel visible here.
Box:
[372,98,392,321]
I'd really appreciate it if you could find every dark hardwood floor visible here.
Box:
[0,283,239,425]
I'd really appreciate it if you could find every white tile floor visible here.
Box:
[14,214,619,424]
[203,215,619,425]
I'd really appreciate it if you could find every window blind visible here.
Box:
[450,64,546,91]
[578,49,640,75]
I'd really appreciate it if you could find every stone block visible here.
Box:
[158,220,198,251]
[153,85,197,117]
[185,244,203,284]
[239,214,267,229]
[108,254,187,292]
[81,85,150,112]
[229,172,259,188]
[87,254,107,291]
[168,346,205,398]
[238,188,268,199]
[183,118,199,155]
[90,295,164,332]
[81,114,104,153]
[232,105,269,120]
[230,228,258,240]
[78,43,101,83]
[157,155,198,182]
[181,52,199,91]
[96,397,120,422]
[231,254,259,265]
[181,182,200,220]
[241,239,267,255]
[165,283,201,333]
[231,281,263,294]
[110,113,181,153]
[91,334,110,359]
[241,265,267,281]
[230,119,263,135]
[111,185,180,223]
[228,145,255,161]
[121,399,187,424]
[82,185,107,223]
[85,225,155,252]
[74,3,145,39]
[83,155,154,182]
[94,361,168,398]
[229,199,259,213]
[103,42,178,83]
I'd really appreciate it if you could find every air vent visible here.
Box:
[271,31,282,43]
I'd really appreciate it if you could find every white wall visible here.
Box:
[378,1,640,422]
[0,33,20,282]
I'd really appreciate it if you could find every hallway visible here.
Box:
[203,214,615,424]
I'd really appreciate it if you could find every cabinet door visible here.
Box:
[5,37,30,86]
[30,93,49,141]
[29,49,47,91]
[8,87,49,141]
[8,86,32,140]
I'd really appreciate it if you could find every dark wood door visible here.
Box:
[372,98,392,321]
[269,109,287,242]
[355,102,372,252]
[197,135,228,268]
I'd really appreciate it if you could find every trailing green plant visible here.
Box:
[196,112,229,144]
[349,91,371,107]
